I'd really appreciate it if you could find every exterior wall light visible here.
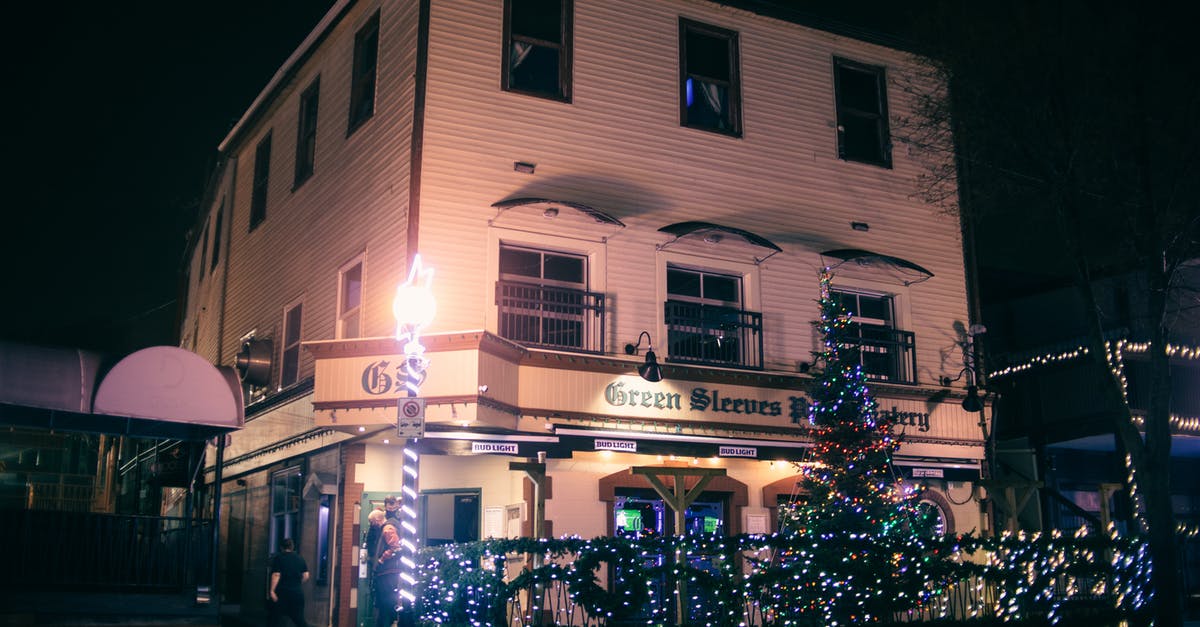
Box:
[625,331,663,382]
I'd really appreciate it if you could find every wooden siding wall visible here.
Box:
[417,0,969,384]
[182,0,970,390]
[187,0,421,387]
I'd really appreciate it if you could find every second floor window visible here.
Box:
[338,261,363,339]
[281,301,304,387]
[503,0,573,101]
[834,57,891,167]
[666,265,761,368]
[497,245,603,352]
[250,132,272,230]
[679,19,741,136]
[295,78,320,187]
[348,11,380,133]
[831,289,915,384]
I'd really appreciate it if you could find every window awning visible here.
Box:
[820,248,934,285]
[491,197,626,227]
[658,221,782,264]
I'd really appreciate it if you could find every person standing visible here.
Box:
[269,538,310,627]
[373,514,401,627]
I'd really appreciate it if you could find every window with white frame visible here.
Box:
[665,265,761,367]
[269,466,302,554]
[280,301,304,387]
[830,289,915,384]
[497,244,603,352]
[337,260,364,339]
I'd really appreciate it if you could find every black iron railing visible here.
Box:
[840,324,917,384]
[0,509,212,591]
[664,300,763,369]
[496,280,606,353]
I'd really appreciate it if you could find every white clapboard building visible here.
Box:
[180,1,986,624]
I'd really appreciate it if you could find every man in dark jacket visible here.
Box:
[269,538,310,627]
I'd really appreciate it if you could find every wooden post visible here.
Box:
[511,460,548,625]
[632,466,726,625]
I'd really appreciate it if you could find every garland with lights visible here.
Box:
[412,530,1150,625]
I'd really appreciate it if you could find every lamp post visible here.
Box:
[392,254,435,624]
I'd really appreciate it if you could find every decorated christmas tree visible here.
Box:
[776,270,939,624]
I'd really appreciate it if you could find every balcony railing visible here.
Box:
[665,301,763,369]
[496,280,605,353]
[840,324,917,384]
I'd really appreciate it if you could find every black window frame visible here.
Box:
[348,11,381,134]
[198,224,209,283]
[501,0,574,102]
[294,78,321,188]
[833,56,891,167]
[210,199,224,274]
[679,18,741,137]
[250,132,272,231]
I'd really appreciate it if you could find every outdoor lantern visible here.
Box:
[625,331,664,382]
[962,385,983,412]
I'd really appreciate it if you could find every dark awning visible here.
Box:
[491,197,626,227]
[658,221,782,263]
[820,248,934,285]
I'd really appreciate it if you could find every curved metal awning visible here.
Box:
[820,248,934,285]
[491,197,626,227]
[658,221,782,264]
[0,342,243,440]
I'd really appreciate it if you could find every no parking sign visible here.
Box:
[397,397,426,438]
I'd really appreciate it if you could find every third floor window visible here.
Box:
[348,11,380,133]
[250,132,272,230]
[679,18,741,136]
[503,0,573,101]
[834,57,891,167]
[295,78,320,187]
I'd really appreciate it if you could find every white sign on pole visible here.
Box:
[397,398,426,438]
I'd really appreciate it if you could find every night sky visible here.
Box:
[4,1,334,354]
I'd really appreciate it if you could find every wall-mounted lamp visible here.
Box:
[624,331,663,382]
[961,385,983,413]
[944,324,988,413]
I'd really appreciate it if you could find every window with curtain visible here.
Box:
[680,18,741,136]
[503,0,572,100]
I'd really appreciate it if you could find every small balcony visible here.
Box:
[664,300,763,369]
[841,324,917,384]
[496,280,605,353]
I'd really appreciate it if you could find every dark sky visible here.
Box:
[3,1,334,354]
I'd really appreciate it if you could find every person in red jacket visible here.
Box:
[373,515,401,627]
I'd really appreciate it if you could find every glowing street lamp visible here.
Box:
[391,254,434,617]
